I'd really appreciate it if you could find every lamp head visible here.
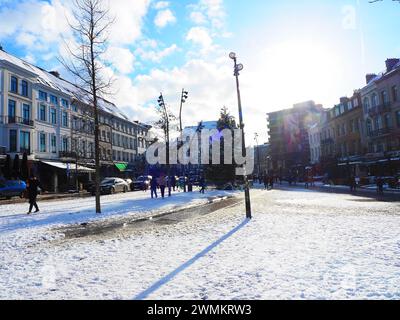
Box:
[229,52,236,60]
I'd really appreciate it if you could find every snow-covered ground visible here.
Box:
[1,188,400,300]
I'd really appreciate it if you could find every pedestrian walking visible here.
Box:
[199,176,206,194]
[263,175,269,190]
[377,176,384,195]
[355,176,360,191]
[171,175,177,192]
[349,176,356,192]
[27,174,40,214]
[150,176,158,199]
[269,174,274,190]
[158,173,167,199]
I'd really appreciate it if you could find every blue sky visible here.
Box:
[0,0,399,143]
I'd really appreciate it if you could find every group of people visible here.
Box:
[149,174,206,199]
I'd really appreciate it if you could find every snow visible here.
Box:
[1,188,400,300]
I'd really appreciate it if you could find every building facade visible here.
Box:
[267,100,325,177]
[0,49,152,192]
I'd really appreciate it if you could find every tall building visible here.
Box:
[0,49,151,192]
[267,101,324,176]
[361,58,400,154]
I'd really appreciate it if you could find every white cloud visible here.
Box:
[136,44,178,63]
[186,27,213,50]
[154,9,176,28]
[189,0,225,29]
[190,11,207,24]
[103,47,136,74]
[108,0,151,45]
[154,1,170,10]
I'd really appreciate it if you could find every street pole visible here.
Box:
[179,88,189,192]
[230,52,252,219]
[255,133,261,178]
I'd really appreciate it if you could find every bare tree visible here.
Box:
[155,94,178,197]
[60,0,114,213]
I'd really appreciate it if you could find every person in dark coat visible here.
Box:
[150,176,158,199]
[27,174,40,214]
[263,175,269,190]
[199,176,206,194]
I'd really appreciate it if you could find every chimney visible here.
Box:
[366,73,377,84]
[339,97,348,104]
[50,70,60,78]
[385,58,400,72]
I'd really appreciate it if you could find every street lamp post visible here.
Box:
[254,133,262,179]
[158,93,172,197]
[179,89,189,192]
[229,52,252,219]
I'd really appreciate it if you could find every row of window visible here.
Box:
[363,86,398,112]
[10,76,29,97]
[38,90,69,108]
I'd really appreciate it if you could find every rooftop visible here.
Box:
[0,49,130,122]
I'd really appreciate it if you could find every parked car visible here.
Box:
[0,180,27,199]
[131,176,152,191]
[92,178,129,195]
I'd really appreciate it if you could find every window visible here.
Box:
[61,99,69,108]
[10,76,18,93]
[62,137,69,152]
[50,95,58,106]
[20,131,30,153]
[9,130,17,152]
[397,111,400,127]
[51,135,57,154]
[72,105,78,112]
[381,91,389,105]
[371,93,379,107]
[393,86,398,102]
[50,108,57,124]
[40,105,47,121]
[38,90,47,101]
[384,114,392,128]
[363,97,370,113]
[62,112,68,127]
[21,80,28,97]
[366,119,373,135]
[8,100,16,123]
[39,133,46,153]
[23,104,30,123]
[374,116,382,130]
[348,101,353,111]
[340,104,345,114]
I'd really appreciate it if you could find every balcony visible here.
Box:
[321,138,334,145]
[368,102,391,117]
[59,151,78,159]
[1,116,34,127]
[368,127,394,138]
[0,146,6,155]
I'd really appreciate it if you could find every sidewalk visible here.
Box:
[0,191,92,205]
[271,181,400,200]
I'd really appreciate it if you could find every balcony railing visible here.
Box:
[0,116,34,127]
[367,127,394,138]
[321,138,334,145]
[59,151,78,159]
[368,102,391,117]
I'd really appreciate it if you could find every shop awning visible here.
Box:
[115,163,128,172]
[42,161,95,173]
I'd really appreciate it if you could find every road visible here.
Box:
[1,187,399,300]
